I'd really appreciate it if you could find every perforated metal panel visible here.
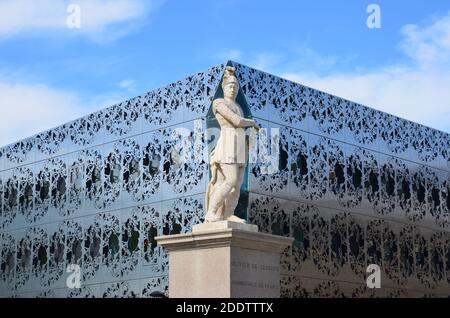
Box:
[0,62,448,298]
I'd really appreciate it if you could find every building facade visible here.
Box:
[0,62,449,298]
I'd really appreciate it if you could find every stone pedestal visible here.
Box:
[156,221,293,298]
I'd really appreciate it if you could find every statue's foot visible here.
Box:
[205,211,222,223]
[226,215,246,224]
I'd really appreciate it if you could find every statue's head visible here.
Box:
[222,66,239,100]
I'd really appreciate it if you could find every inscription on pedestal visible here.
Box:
[230,248,281,298]
[156,221,293,298]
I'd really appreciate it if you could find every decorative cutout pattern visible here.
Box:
[0,62,449,297]
[36,127,66,156]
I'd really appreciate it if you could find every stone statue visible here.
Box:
[205,66,260,223]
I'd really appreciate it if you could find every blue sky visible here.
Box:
[1,0,450,146]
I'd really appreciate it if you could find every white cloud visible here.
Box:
[0,81,83,146]
[118,79,135,90]
[245,12,450,133]
[215,49,243,61]
[0,0,162,42]
[250,52,283,72]
[400,13,450,68]
[0,78,129,147]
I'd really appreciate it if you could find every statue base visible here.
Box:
[156,220,293,298]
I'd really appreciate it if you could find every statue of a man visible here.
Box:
[205,66,260,223]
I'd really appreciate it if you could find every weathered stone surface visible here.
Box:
[156,221,293,298]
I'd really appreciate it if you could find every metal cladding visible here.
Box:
[0,62,449,297]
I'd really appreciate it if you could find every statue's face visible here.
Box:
[223,81,238,100]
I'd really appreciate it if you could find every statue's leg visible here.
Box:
[224,165,245,220]
[205,170,225,222]
[206,164,239,222]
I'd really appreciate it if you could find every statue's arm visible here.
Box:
[213,99,258,129]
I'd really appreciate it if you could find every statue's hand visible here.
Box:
[252,121,261,131]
